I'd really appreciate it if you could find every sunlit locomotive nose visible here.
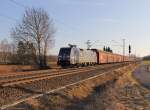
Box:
[57,47,72,66]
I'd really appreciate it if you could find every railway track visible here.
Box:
[0,66,90,78]
[0,64,111,79]
[0,63,123,87]
[0,62,133,110]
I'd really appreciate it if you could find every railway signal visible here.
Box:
[129,45,131,57]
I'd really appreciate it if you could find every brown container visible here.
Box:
[98,50,130,64]
[98,50,108,64]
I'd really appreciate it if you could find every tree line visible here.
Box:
[0,8,55,68]
[103,46,113,53]
[0,39,15,64]
[143,55,150,61]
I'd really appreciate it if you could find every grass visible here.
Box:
[143,60,150,65]
[0,65,34,73]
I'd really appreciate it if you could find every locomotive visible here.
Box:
[57,45,131,66]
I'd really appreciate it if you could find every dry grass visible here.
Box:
[143,60,150,65]
[0,62,58,76]
[0,65,34,74]
[0,55,58,74]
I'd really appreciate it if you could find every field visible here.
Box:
[0,55,58,74]
[143,60,150,65]
[0,65,35,73]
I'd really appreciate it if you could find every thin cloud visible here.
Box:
[93,18,118,23]
[103,18,114,22]
[56,0,105,6]
[103,18,118,23]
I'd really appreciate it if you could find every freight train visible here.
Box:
[57,45,132,66]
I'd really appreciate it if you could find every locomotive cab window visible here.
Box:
[59,48,71,56]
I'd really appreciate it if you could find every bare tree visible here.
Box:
[11,8,55,67]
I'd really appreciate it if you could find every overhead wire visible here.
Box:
[0,13,17,22]
[9,0,26,8]
[8,0,79,32]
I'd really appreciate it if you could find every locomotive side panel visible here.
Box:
[91,49,99,64]
[70,47,80,64]
[79,49,84,64]
[79,49,97,65]
[88,50,97,64]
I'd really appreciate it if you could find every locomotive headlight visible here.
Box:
[58,56,62,58]
[58,56,62,60]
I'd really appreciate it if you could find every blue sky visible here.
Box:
[0,0,150,56]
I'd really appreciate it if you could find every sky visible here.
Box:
[0,0,150,57]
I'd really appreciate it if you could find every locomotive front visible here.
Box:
[57,47,71,66]
[57,46,80,66]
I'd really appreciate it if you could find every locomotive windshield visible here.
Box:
[59,48,71,56]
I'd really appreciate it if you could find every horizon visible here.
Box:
[0,0,150,57]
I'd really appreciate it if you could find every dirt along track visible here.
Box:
[0,62,133,109]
